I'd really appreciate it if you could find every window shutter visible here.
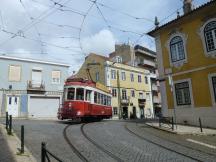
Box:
[9,65,21,81]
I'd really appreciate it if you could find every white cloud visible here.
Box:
[82,29,116,56]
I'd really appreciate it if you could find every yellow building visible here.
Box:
[76,53,155,119]
[148,0,216,128]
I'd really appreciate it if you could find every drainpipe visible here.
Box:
[117,70,122,119]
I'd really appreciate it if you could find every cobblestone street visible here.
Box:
[2,119,216,162]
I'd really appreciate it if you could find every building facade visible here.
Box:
[110,44,161,116]
[76,53,155,119]
[0,55,70,118]
[148,0,216,128]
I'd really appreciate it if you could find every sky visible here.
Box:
[0,0,209,73]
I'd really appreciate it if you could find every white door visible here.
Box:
[32,70,42,87]
[29,96,60,118]
[7,96,19,117]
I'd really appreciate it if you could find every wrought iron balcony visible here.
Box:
[138,98,146,106]
[121,98,129,105]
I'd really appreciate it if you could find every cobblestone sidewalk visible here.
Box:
[0,124,36,162]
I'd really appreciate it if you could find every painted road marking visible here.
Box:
[186,139,216,149]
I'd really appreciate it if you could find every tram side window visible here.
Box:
[86,90,92,101]
[67,88,75,100]
[104,95,107,105]
[76,88,84,100]
[108,97,111,106]
[98,93,101,104]
[94,92,97,103]
[101,94,104,105]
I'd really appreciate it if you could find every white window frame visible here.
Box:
[112,88,117,97]
[173,78,194,108]
[51,70,61,84]
[116,56,122,63]
[208,73,216,107]
[130,73,134,82]
[111,70,116,79]
[138,75,142,83]
[121,71,126,81]
[199,18,216,58]
[166,32,188,68]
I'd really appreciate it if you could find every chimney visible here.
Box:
[183,0,192,14]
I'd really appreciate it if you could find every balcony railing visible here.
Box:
[121,98,129,105]
[153,96,160,104]
[138,98,146,106]
[27,80,45,92]
[152,84,158,91]
[138,59,156,68]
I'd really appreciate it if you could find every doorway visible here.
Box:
[132,107,136,119]
[140,107,144,119]
[7,96,19,117]
[122,107,128,119]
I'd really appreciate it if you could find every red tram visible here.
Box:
[57,77,112,121]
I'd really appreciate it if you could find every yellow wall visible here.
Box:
[158,10,216,109]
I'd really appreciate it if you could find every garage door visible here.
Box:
[29,96,60,118]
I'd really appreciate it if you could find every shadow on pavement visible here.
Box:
[0,130,16,162]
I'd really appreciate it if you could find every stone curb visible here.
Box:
[144,123,216,136]
[0,124,37,162]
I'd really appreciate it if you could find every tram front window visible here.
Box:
[76,88,84,100]
[67,88,75,100]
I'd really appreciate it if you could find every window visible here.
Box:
[113,107,118,115]
[122,89,127,99]
[52,71,61,84]
[145,76,148,84]
[204,21,216,52]
[76,88,84,100]
[107,96,111,106]
[212,76,216,102]
[85,90,92,101]
[9,65,21,81]
[139,92,144,99]
[146,93,150,100]
[111,70,116,79]
[67,88,75,100]
[131,90,135,97]
[138,75,142,83]
[116,56,122,63]
[121,71,126,81]
[112,89,117,97]
[175,82,191,105]
[130,73,134,82]
[96,72,99,81]
[94,92,97,103]
[170,36,185,62]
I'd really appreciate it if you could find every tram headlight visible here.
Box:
[77,111,81,115]
[69,103,72,107]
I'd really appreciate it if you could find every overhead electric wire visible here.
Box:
[87,0,154,23]
[1,29,81,51]
[19,0,45,54]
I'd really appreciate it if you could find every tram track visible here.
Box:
[63,123,124,162]
[141,123,216,158]
[63,124,89,162]
[81,123,124,162]
[125,123,203,162]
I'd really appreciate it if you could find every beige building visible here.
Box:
[110,44,161,116]
[76,53,156,119]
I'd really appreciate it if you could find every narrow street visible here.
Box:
[8,119,216,162]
